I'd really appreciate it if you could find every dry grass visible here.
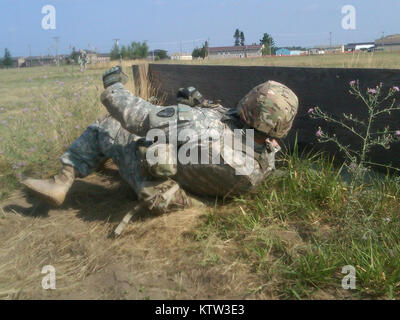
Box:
[1,57,400,300]
[0,169,262,300]
[156,51,400,69]
[0,64,256,300]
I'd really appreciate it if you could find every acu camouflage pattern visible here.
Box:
[236,80,299,138]
[60,81,289,213]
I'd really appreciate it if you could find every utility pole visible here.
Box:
[113,38,121,63]
[53,36,60,66]
[382,31,385,51]
[207,37,210,59]
[329,32,332,48]
[28,44,32,67]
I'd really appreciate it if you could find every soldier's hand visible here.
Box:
[177,86,205,107]
[102,66,129,89]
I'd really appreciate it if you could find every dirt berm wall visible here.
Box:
[133,63,400,170]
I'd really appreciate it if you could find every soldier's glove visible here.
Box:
[177,86,205,107]
[102,66,129,89]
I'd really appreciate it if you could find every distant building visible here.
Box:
[345,42,375,52]
[275,48,291,56]
[275,48,307,56]
[83,50,110,64]
[375,34,400,51]
[208,45,264,59]
[170,53,192,60]
[85,50,98,64]
[21,55,63,67]
[147,49,169,61]
[308,48,325,55]
[96,53,111,64]
[9,51,110,68]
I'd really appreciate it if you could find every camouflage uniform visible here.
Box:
[60,82,290,213]
[78,50,88,72]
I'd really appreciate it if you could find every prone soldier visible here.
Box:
[22,66,298,214]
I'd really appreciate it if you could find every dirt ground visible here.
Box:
[0,164,266,300]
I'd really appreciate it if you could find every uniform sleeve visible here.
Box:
[100,82,160,137]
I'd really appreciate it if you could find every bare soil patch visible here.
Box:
[0,165,264,300]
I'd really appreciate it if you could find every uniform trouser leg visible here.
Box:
[60,115,192,213]
[60,116,112,177]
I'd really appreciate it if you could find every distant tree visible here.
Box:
[284,46,308,51]
[156,50,168,60]
[203,40,209,58]
[69,47,79,63]
[260,33,276,55]
[234,29,240,46]
[192,47,202,58]
[3,48,13,67]
[120,45,129,59]
[110,43,120,60]
[130,41,149,59]
[240,32,245,46]
[192,41,208,59]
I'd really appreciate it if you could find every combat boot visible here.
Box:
[22,165,76,206]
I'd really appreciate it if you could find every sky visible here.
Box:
[1,0,399,57]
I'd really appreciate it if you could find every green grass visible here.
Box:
[0,65,107,199]
[1,63,400,299]
[196,145,400,299]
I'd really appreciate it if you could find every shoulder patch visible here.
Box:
[157,107,176,118]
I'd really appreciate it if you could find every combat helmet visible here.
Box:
[236,81,298,138]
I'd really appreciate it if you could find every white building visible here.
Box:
[170,53,192,60]
[208,45,264,59]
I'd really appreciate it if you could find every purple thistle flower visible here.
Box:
[368,88,377,94]
[316,128,323,137]
[395,130,400,136]
[393,86,400,92]
[1,120,7,125]
[349,80,356,86]
[43,75,48,79]
[308,108,314,114]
